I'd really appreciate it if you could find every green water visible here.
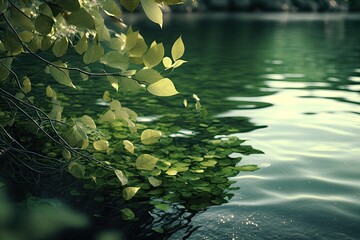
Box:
[124,13,360,239]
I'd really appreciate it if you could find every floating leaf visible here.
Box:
[143,42,164,68]
[235,165,259,172]
[165,169,178,176]
[48,62,76,88]
[200,160,217,167]
[100,51,128,70]
[136,154,158,170]
[171,36,185,61]
[101,110,115,122]
[148,177,162,187]
[123,187,140,200]
[121,208,135,220]
[83,43,104,64]
[103,91,111,102]
[52,37,68,57]
[147,78,179,97]
[68,162,85,178]
[141,129,162,145]
[141,0,163,28]
[93,140,109,151]
[154,203,169,211]
[123,140,134,154]
[35,14,54,35]
[115,169,128,186]
[67,8,95,29]
[135,68,163,84]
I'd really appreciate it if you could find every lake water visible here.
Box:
[126,13,360,239]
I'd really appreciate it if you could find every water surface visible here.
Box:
[127,13,360,239]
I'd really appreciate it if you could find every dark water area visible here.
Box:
[121,13,360,239]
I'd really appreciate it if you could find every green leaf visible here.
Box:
[140,0,163,28]
[35,14,54,35]
[0,0,8,14]
[123,187,141,200]
[78,115,96,129]
[74,35,88,55]
[141,129,162,145]
[83,43,104,64]
[101,0,122,16]
[63,125,88,148]
[22,77,31,93]
[68,162,85,178]
[171,36,185,61]
[3,30,23,55]
[46,85,55,98]
[52,37,68,57]
[147,78,179,96]
[135,68,163,84]
[125,30,139,51]
[93,140,109,151]
[129,35,148,57]
[68,8,95,29]
[119,77,142,92]
[136,154,159,170]
[62,149,71,160]
[173,59,187,68]
[100,51,128,70]
[0,61,10,81]
[119,0,140,12]
[143,42,164,68]
[154,203,169,211]
[101,110,115,122]
[148,177,162,187]
[103,91,111,102]
[121,208,135,220]
[10,7,33,31]
[56,0,80,11]
[18,31,33,43]
[110,100,122,110]
[115,169,128,185]
[41,36,52,50]
[163,57,172,69]
[109,37,125,51]
[235,165,259,172]
[48,62,76,88]
[122,107,137,120]
[39,3,53,18]
[165,169,178,176]
[123,140,135,154]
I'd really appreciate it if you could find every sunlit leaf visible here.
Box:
[147,78,179,96]
[101,0,121,16]
[68,8,95,29]
[126,119,137,133]
[68,162,85,178]
[135,68,163,84]
[52,37,68,57]
[136,154,159,170]
[148,177,162,187]
[115,169,128,185]
[110,100,122,110]
[125,30,139,50]
[235,165,259,172]
[122,107,137,121]
[63,125,88,148]
[173,59,187,68]
[103,91,111,102]
[48,62,76,88]
[129,35,148,57]
[123,140,135,154]
[123,187,140,200]
[114,109,129,120]
[143,42,164,68]
[93,140,109,151]
[79,115,96,129]
[46,85,54,98]
[109,37,125,51]
[35,14,54,35]
[165,169,178,176]
[119,0,140,12]
[119,77,142,92]
[141,0,163,28]
[101,110,115,122]
[100,51,128,70]
[141,129,162,145]
[74,35,88,55]
[171,36,185,61]
[163,57,172,69]
[83,43,104,64]
[121,208,135,220]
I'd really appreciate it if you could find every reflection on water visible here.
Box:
[125,13,360,239]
